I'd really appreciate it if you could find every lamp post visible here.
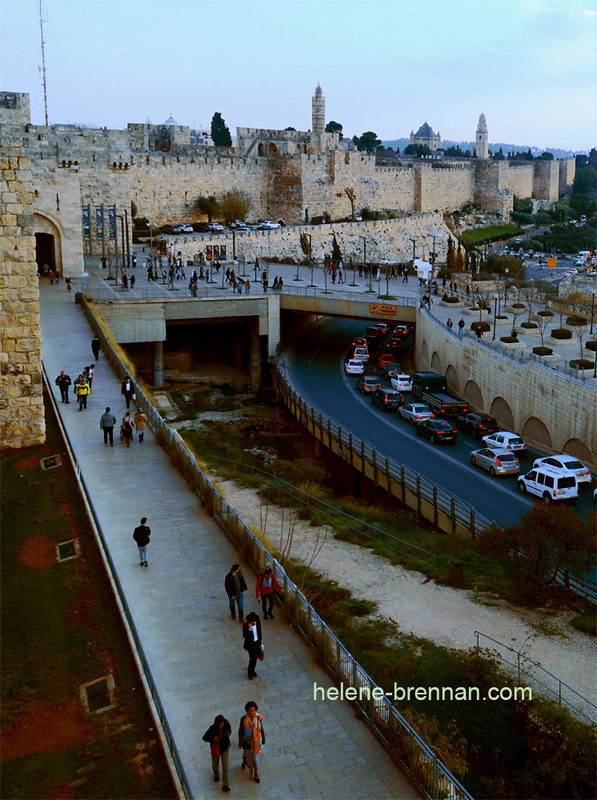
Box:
[492,294,498,340]
[299,233,311,282]
[590,292,595,335]
[409,237,417,262]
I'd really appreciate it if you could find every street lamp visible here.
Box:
[492,294,498,340]
[409,237,417,262]
[590,292,595,335]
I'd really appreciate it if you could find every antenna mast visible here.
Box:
[39,0,49,125]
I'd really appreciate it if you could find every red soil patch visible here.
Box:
[18,535,57,569]
[0,699,91,760]
[46,785,81,800]
[12,455,43,470]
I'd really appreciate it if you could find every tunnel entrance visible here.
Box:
[35,232,56,273]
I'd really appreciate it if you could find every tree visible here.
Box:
[210,112,232,147]
[455,241,465,271]
[195,195,220,222]
[299,231,313,262]
[331,234,343,265]
[446,236,456,271]
[336,187,357,220]
[356,131,381,153]
[325,120,343,134]
[539,151,554,160]
[219,191,250,224]
[492,147,505,161]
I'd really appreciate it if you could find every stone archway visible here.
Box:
[268,143,278,154]
[431,351,442,373]
[33,213,63,275]
[446,365,459,395]
[562,438,594,466]
[420,340,429,368]
[489,397,514,431]
[464,379,483,410]
[258,143,264,156]
[522,416,553,450]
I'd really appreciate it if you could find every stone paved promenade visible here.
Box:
[39,282,419,800]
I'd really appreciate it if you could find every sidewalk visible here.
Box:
[39,282,419,799]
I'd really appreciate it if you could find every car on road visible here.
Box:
[351,337,368,349]
[353,346,369,362]
[345,359,364,375]
[532,455,592,485]
[390,373,413,392]
[371,388,404,411]
[377,353,396,370]
[457,412,500,439]
[392,325,410,338]
[171,225,183,234]
[356,376,382,395]
[258,220,280,230]
[365,326,381,340]
[380,362,402,380]
[416,419,457,443]
[207,222,224,232]
[398,403,434,425]
[179,224,194,233]
[518,467,578,504]
[482,431,527,453]
[375,322,390,334]
[470,447,520,476]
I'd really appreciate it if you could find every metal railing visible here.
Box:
[274,355,493,539]
[80,295,473,800]
[474,631,597,725]
[42,364,192,800]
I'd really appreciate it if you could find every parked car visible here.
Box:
[207,222,224,232]
[357,376,382,395]
[457,412,500,439]
[380,362,402,380]
[258,220,280,229]
[345,359,364,375]
[229,220,248,229]
[482,432,527,453]
[180,224,194,233]
[532,455,592,485]
[353,346,369,362]
[390,373,413,392]
[192,222,210,233]
[171,225,183,234]
[371,388,404,411]
[518,467,578,504]
[470,447,519,477]
[416,419,457,443]
[398,403,434,425]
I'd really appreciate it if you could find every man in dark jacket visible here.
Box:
[99,406,117,446]
[242,612,263,680]
[55,370,72,403]
[202,714,231,791]
[121,376,135,409]
[225,564,247,622]
[133,517,151,567]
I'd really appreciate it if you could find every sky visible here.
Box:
[1,0,596,151]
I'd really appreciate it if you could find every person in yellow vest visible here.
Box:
[74,374,90,411]
[134,408,147,443]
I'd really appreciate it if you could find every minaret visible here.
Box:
[312,84,325,135]
[475,112,489,160]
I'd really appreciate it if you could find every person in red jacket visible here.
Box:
[256,567,284,619]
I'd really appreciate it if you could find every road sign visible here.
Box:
[547,257,557,269]
[370,303,396,315]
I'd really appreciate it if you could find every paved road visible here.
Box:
[38,283,419,799]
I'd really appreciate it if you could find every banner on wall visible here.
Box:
[82,207,90,240]
[213,245,220,260]
[96,208,103,241]
[220,245,226,260]
[206,246,213,261]
[108,207,116,240]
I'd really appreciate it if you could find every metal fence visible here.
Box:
[42,363,192,800]
[80,295,473,800]
[474,631,597,725]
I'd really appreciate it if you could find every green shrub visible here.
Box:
[571,611,597,636]
[471,272,492,281]
[550,328,573,339]
[533,347,553,356]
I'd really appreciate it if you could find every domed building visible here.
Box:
[409,122,441,152]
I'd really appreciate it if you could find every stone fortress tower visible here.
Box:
[310,83,326,154]
[475,112,489,160]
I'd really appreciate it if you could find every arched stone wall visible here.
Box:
[489,397,514,431]
[446,365,459,395]
[258,143,264,156]
[420,340,429,368]
[522,416,552,450]
[268,143,278,154]
[33,213,63,273]
[562,438,594,465]
[431,351,442,373]
[464,379,483,410]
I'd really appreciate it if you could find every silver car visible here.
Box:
[470,447,520,477]
[398,403,434,426]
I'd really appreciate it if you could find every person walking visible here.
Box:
[134,408,147,443]
[225,564,247,621]
[446,318,453,330]
[101,256,107,269]
[202,715,231,792]
[55,370,72,403]
[87,363,95,389]
[242,612,263,680]
[458,318,465,336]
[74,374,90,411]
[91,335,101,360]
[256,566,284,619]
[133,517,151,567]
[99,406,117,446]
[238,701,265,784]
[121,376,135,409]
[121,411,133,446]
[244,278,250,294]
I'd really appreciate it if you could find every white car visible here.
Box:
[180,224,193,233]
[518,467,578,504]
[207,222,224,232]
[532,455,592,485]
[398,403,434,425]
[258,220,280,230]
[482,432,527,453]
[353,346,369,363]
[345,359,364,375]
[390,374,413,392]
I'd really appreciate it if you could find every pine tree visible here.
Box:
[211,112,232,147]
[331,234,343,265]
[456,241,465,272]
[446,236,456,271]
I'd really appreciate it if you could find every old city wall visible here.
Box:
[533,159,561,201]
[496,162,535,198]
[416,163,475,212]
[416,312,596,467]
[0,144,46,447]
[559,158,576,195]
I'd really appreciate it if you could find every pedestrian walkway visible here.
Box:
[39,283,419,799]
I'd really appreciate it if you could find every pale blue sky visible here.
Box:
[1,0,596,150]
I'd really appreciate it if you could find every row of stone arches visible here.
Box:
[257,142,307,156]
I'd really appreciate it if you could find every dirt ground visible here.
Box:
[213,474,597,714]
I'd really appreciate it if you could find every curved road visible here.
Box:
[282,317,594,528]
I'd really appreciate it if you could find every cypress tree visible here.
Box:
[211,112,232,147]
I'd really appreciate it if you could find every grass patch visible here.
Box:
[571,611,597,636]
[460,224,518,246]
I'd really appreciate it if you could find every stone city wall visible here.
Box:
[533,159,561,202]
[416,312,596,467]
[0,145,45,448]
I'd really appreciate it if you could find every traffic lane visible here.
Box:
[283,318,531,527]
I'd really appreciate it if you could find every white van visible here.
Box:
[518,467,578,504]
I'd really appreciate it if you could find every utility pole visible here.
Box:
[39,0,49,126]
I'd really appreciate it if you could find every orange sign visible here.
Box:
[370,303,396,315]
[547,257,557,269]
